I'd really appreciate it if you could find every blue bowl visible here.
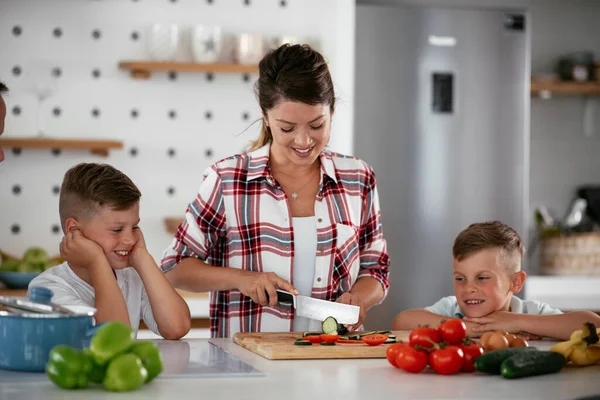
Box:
[0,271,40,289]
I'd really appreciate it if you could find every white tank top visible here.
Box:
[291,217,317,332]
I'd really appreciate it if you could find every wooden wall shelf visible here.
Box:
[119,61,259,79]
[0,138,123,157]
[164,217,184,234]
[530,81,600,96]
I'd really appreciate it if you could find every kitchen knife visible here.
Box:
[275,290,359,325]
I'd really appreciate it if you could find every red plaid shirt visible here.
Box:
[161,144,390,338]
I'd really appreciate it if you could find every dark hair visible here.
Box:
[59,163,141,232]
[0,82,7,93]
[249,44,335,151]
[453,221,525,272]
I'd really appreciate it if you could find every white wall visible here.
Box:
[0,0,355,266]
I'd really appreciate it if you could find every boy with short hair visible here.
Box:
[29,163,191,339]
[392,221,600,340]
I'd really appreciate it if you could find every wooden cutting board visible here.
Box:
[231,331,410,360]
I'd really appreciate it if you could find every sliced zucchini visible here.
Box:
[320,342,336,346]
[337,325,349,336]
[322,316,339,334]
[294,339,313,346]
[302,332,323,337]
[359,331,377,337]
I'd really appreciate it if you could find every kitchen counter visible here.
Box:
[0,338,599,400]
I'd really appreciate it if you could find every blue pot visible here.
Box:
[0,287,98,372]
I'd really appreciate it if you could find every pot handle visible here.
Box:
[85,322,106,339]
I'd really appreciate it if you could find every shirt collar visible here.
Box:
[246,143,338,184]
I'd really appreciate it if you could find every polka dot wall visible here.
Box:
[0,0,355,263]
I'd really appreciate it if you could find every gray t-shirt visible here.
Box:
[28,262,158,337]
[425,295,563,318]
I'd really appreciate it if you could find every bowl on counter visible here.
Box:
[0,271,41,289]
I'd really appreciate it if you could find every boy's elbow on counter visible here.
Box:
[160,319,192,340]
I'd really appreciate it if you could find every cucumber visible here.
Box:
[294,339,312,346]
[322,317,339,334]
[500,351,566,379]
[320,342,336,346]
[302,332,322,337]
[474,347,539,374]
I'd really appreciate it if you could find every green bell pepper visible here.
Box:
[89,321,135,365]
[83,348,106,384]
[46,345,92,390]
[129,341,163,383]
[103,353,148,392]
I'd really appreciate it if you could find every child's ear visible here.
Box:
[64,218,80,233]
[510,271,526,294]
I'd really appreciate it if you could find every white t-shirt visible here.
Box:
[291,217,318,332]
[28,262,159,337]
[425,295,563,318]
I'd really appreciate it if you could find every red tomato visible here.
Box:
[429,345,464,375]
[338,340,364,344]
[438,319,467,344]
[395,345,428,373]
[305,335,323,344]
[386,343,407,368]
[409,327,441,349]
[320,334,340,343]
[361,334,389,346]
[459,341,484,372]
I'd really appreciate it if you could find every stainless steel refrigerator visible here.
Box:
[354,4,530,329]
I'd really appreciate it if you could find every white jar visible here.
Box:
[146,24,180,62]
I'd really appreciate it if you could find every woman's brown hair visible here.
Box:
[249,44,335,151]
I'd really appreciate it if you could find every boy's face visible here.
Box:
[453,247,524,318]
[78,203,140,269]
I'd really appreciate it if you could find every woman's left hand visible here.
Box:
[336,292,366,332]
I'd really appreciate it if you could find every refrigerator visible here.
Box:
[354,4,530,329]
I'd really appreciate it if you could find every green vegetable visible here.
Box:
[46,345,92,390]
[103,353,148,392]
[294,340,313,346]
[82,348,106,384]
[129,342,163,383]
[500,351,566,379]
[90,321,135,365]
[474,347,539,375]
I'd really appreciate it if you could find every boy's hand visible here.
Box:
[463,321,486,337]
[463,311,522,334]
[129,229,152,270]
[60,230,106,267]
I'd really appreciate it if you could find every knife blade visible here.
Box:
[275,290,359,325]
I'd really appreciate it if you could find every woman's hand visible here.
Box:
[238,271,297,306]
[336,292,366,332]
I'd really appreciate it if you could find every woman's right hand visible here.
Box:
[238,271,297,306]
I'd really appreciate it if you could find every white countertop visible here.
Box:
[1,338,600,400]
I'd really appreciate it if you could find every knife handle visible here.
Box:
[275,289,294,304]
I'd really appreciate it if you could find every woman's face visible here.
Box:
[265,101,332,168]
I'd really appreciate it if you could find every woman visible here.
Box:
[0,82,7,162]
[161,44,390,337]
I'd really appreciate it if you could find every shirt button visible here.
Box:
[317,277,322,282]
[317,218,323,223]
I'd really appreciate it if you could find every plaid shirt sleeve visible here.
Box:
[161,166,227,272]
[356,163,391,302]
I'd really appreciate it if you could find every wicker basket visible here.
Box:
[541,232,600,275]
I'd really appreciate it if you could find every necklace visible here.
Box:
[276,168,320,200]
